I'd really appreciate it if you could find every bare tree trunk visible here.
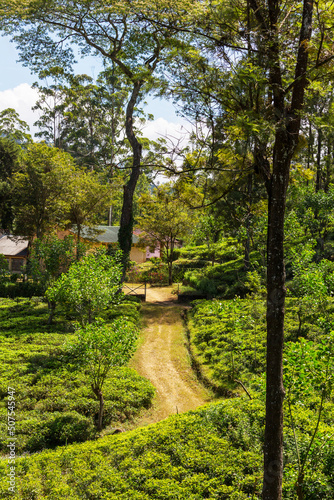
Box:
[316,128,322,192]
[263,142,289,499]
[92,385,104,431]
[97,390,104,431]
[76,224,81,260]
[47,300,56,325]
[119,81,143,280]
[248,1,314,498]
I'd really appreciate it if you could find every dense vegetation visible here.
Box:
[1,395,333,499]
[0,298,155,453]
[1,0,334,497]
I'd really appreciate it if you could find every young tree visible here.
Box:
[29,234,79,323]
[71,319,138,431]
[46,252,123,325]
[29,235,77,286]
[137,183,195,285]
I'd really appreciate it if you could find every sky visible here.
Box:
[0,35,192,144]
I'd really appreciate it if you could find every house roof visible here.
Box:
[79,226,140,244]
[0,235,29,257]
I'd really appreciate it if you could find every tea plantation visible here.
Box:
[0,298,155,453]
[1,293,334,498]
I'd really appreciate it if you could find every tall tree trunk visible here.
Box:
[262,138,290,499]
[76,224,81,260]
[248,1,314,498]
[324,140,332,193]
[119,81,143,280]
[315,128,322,192]
[244,174,253,270]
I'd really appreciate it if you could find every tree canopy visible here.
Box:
[2,1,334,498]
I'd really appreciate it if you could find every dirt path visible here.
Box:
[128,287,212,428]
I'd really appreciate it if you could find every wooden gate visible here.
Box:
[123,283,147,301]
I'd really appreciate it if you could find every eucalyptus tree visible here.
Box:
[33,67,130,173]
[1,0,183,273]
[0,108,32,144]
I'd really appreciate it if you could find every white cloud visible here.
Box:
[0,83,39,134]
[0,85,192,149]
[141,116,192,144]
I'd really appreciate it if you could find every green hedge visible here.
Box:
[0,279,44,298]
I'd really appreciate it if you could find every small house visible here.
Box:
[0,235,29,273]
[78,226,148,263]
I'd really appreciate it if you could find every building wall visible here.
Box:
[6,257,27,273]
[130,246,146,264]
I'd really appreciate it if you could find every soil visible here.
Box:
[127,286,212,428]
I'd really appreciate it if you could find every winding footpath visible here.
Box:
[129,286,211,427]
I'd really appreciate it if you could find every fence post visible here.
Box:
[144,282,147,302]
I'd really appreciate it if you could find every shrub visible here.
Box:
[0,298,155,453]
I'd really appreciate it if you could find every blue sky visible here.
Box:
[0,35,188,140]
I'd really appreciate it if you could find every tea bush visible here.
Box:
[1,397,333,498]
[0,298,154,453]
[188,298,332,393]
[0,399,264,499]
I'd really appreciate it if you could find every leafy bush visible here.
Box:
[1,396,332,499]
[107,300,141,324]
[0,298,155,453]
[183,256,253,299]
[188,298,267,392]
[0,399,264,499]
[46,251,123,325]
[126,260,169,285]
[174,238,242,264]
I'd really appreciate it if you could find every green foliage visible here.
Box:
[189,299,267,392]
[283,334,334,499]
[127,260,169,285]
[0,298,154,454]
[1,393,332,499]
[32,69,130,171]
[183,254,258,299]
[0,136,21,231]
[29,235,78,292]
[11,142,76,239]
[0,108,32,144]
[106,300,141,325]
[66,169,112,254]
[46,251,123,325]
[70,319,138,429]
[0,279,44,298]
[0,398,265,499]
[137,183,196,284]
[0,254,9,281]
[174,238,241,264]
